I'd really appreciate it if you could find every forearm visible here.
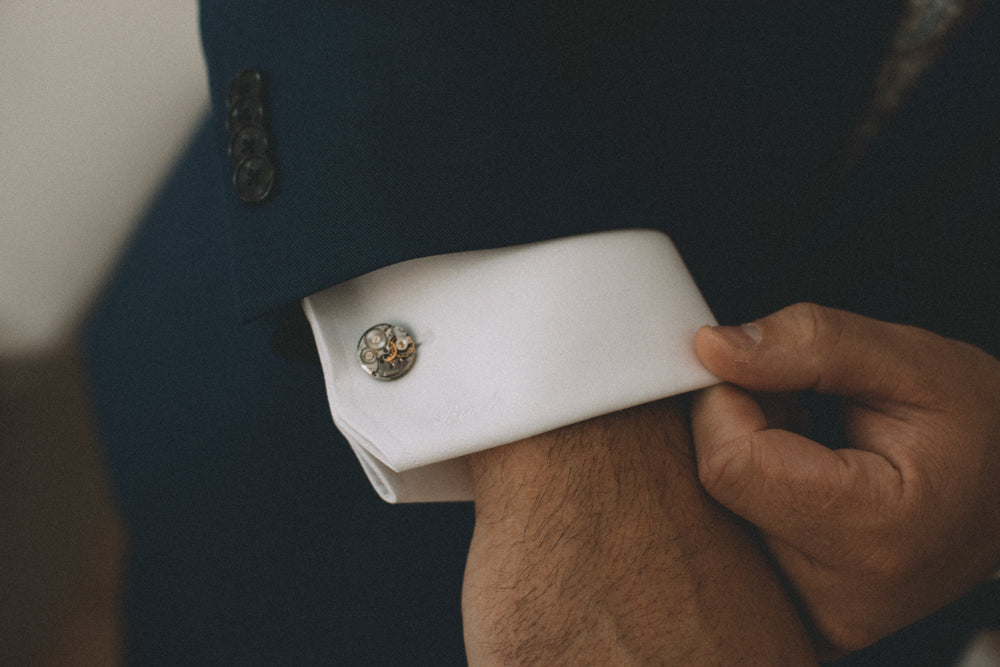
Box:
[463,397,816,665]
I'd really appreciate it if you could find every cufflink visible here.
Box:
[358,324,416,381]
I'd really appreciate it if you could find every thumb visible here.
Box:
[695,302,926,402]
[691,383,900,549]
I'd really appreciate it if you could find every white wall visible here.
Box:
[0,0,209,355]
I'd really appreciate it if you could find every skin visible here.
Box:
[691,303,1000,656]
[462,398,817,665]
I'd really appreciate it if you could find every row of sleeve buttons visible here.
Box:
[226,69,275,203]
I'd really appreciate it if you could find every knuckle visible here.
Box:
[783,301,845,389]
[814,610,884,655]
[811,549,915,652]
[784,302,839,349]
[696,435,754,506]
[696,447,729,496]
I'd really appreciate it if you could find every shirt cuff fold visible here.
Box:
[303,229,718,503]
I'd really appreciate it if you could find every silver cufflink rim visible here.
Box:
[357,323,417,381]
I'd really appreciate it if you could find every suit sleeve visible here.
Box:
[199,2,661,321]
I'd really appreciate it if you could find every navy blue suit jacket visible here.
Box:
[86,3,1000,664]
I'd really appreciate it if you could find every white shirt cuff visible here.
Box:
[302,229,719,503]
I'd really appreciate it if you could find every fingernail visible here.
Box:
[712,323,761,351]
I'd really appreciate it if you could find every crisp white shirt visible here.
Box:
[303,229,719,502]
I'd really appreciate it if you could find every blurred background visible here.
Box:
[0,1,997,665]
[1,0,207,355]
[1,1,206,663]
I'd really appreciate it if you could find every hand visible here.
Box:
[692,303,1000,655]
[462,398,816,665]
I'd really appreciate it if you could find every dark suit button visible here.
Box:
[227,68,263,109]
[227,101,264,134]
[226,69,275,202]
[229,125,270,166]
[233,155,275,203]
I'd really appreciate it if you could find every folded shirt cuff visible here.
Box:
[302,229,719,503]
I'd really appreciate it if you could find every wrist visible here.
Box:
[464,398,697,664]
[466,398,692,528]
[462,397,818,665]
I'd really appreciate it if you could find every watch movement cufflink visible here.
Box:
[358,324,416,381]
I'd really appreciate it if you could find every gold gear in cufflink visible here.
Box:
[358,324,416,381]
